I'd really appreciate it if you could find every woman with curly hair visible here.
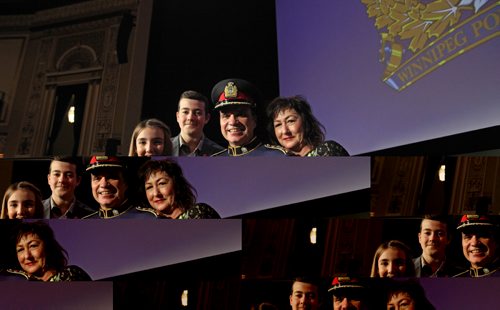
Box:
[137,159,220,219]
[266,95,349,156]
[7,221,91,281]
[385,279,435,310]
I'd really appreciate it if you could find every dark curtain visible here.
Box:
[46,84,88,156]
[46,90,72,155]
[72,85,87,156]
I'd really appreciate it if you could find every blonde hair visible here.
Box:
[1,181,44,219]
[128,118,173,156]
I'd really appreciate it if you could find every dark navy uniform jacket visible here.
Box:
[83,200,156,219]
[453,259,500,277]
[212,137,286,157]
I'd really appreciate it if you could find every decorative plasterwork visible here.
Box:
[16,38,53,156]
[31,0,138,28]
[0,15,33,31]
[53,31,105,71]
[0,0,136,31]
[92,26,120,153]
[462,157,487,212]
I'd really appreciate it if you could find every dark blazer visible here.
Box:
[413,256,462,277]
[42,198,95,219]
[171,134,224,156]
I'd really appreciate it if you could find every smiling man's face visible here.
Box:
[462,228,497,268]
[91,168,127,210]
[219,105,256,147]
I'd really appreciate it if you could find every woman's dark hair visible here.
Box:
[13,221,68,271]
[266,95,325,148]
[385,279,436,310]
[138,159,197,212]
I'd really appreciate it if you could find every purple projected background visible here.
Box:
[0,282,112,309]
[176,157,369,217]
[47,220,241,280]
[421,278,500,309]
[276,0,500,154]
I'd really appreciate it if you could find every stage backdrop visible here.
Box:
[48,220,241,280]
[276,0,500,154]
[177,156,370,217]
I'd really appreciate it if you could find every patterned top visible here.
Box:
[137,203,221,219]
[6,265,91,281]
[305,140,349,157]
[178,203,221,219]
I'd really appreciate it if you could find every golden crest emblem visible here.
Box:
[224,82,238,98]
[360,0,499,91]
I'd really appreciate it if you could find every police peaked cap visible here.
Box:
[328,276,366,295]
[211,78,262,110]
[86,155,125,172]
[456,214,498,230]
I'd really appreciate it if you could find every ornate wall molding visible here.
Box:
[31,0,137,28]
[3,0,148,156]
[450,157,498,214]
[371,157,425,216]
[0,15,33,31]
[16,38,53,156]
[54,32,105,71]
[93,26,120,153]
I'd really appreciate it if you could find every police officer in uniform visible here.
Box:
[328,276,369,310]
[210,78,287,156]
[83,156,155,219]
[454,214,499,277]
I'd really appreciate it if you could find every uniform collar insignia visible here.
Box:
[99,200,131,218]
[227,137,261,156]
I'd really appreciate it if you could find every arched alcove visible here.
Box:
[56,45,98,71]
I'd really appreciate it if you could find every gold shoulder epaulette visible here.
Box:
[135,206,158,217]
[211,149,228,156]
[264,144,288,154]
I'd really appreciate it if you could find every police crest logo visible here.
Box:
[224,82,238,98]
[360,0,499,91]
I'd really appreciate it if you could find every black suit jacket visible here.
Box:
[171,134,224,156]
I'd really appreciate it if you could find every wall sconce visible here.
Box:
[67,94,75,123]
[181,289,188,307]
[438,164,445,182]
[310,227,317,244]
[67,106,75,123]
